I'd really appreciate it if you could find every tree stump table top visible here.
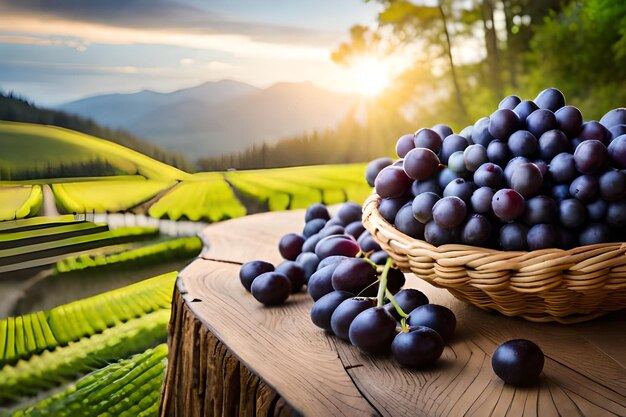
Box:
[161,208,626,417]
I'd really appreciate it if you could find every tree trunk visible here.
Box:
[438,5,467,118]
[502,0,518,88]
[481,0,503,98]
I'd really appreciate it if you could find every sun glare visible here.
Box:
[352,57,390,97]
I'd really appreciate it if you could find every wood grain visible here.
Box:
[163,208,626,417]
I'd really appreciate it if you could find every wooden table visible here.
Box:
[160,209,626,417]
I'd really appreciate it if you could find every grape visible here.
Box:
[524,196,557,225]
[503,156,530,185]
[600,108,626,128]
[474,162,504,188]
[508,130,538,157]
[404,148,441,180]
[365,157,393,187]
[386,268,407,294]
[318,225,345,239]
[275,261,306,293]
[317,255,348,270]
[240,261,274,292]
[558,199,586,229]
[424,221,460,246]
[579,223,611,245]
[308,264,340,301]
[569,175,598,202]
[461,214,492,245]
[344,221,366,239]
[432,124,453,140]
[396,133,416,158]
[336,202,362,226]
[412,192,440,223]
[303,218,327,238]
[463,144,489,172]
[574,140,608,174]
[489,109,520,140]
[527,109,558,139]
[499,223,529,250]
[471,187,494,214]
[538,129,569,161]
[310,291,354,332]
[375,166,413,198]
[527,224,560,250]
[394,203,425,239]
[330,298,376,341]
[535,88,565,112]
[278,233,305,260]
[472,117,495,147]
[251,272,292,306]
[315,235,360,259]
[432,196,467,229]
[608,134,626,169]
[331,258,378,295]
[438,167,459,189]
[378,197,409,223]
[448,150,468,174]
[510,163,543,198]
[459,125,473,142]
[533,159,549,177]
[578,121,610,145]
[369,250,389,265]
[499,95,522,110]
[305,203,330,222]
[555,105,583,137]
[486,139,512,168]
[513,100,539,125]
[406,304,456,342]
[609,125,626,140]
[412,177,442,196]
[586,199,608,221]
[549,153,577,183]
[392,327,444,368]
[295,252,320,283]
[357,232,381,253]
[559,227,578,249]
[492,189,525,221]
[384,288,429,320]
[606,200,626,227]
[440,134,469,164]
[599,170,626,201]
[443,178,475,203]
[349,307,397,353]
[551,183,571,202]
[414,128,443,153]
[492,339,544,386]
[302,233,323,253]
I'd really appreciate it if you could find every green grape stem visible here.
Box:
[385,289,409,319]
[376,257,393,307]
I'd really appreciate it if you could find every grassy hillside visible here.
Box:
[0,122,189,181]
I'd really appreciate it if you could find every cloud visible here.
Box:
[0,35,87,51]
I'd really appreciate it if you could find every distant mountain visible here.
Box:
[58,80,359,157]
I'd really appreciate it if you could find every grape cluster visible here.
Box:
[240,202,457,368]
[369,89,626,250]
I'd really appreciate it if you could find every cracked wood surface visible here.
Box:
[162,208,626,417]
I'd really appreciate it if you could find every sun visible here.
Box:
[351,57,391,97]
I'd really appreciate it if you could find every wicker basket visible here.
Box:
[362,194,626,323]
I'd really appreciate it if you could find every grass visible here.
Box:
[0,186,42,221]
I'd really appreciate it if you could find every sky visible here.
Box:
[0,0,383,105]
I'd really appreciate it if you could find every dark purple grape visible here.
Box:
[510,163,543,198]
[305,203,330,222]
[574,140,608,174]
[315,235,360,259]
[239,261,274,292]
[487,139,512,168]
[395,203,426,239]
[330,298,377,341]
[251,272,292,306]
[278,233,305,261]
[524,196,557,225]
[396,133,416,158]
[412,192,440,223]
[295,252,320,284]
[386,268,406,294]
[508,130,537,157]
[308,264,336,300]
[474,162,504,188]
[600,108,626,128]
[357,232,382,252]
[459,125,473,142]
[558,227,578,249]
[578,121,610,145]
[448,151,468,174]
[349,307,397,353]
[331,258,378,295]
[461,214,492,245]
[317,255,348,270]
[513,100,539,125]
[555,105,583,137]
[443,178,475,204]
[606,200,626,227]
[492,339,544,385]
[471,187,494,214]
[569,175,598,202]
[558,199,586,229]
[378,197,409,223]
[608,135,626,169]
[302,233,323,253]
[535,88,565,112]
[489,109,520,140]
[344,221,366,239]
[609,125,626,140]
[369,250,389,265]
[549,153,577,183]
[440,135,469,165]
[533,159,549,177]
[527,224,560,250]
[406,304,456,342]
[303,218,327,238]
[318,225,345,239]
[492,189,525,222]
[375,166,413,199]
[414,128,443,153]
[310,291,354,332]
[499,95,521,110]
[432,196,467,229]
[472,117,495,147]
[432,124,453,140]
[404,148,441,180]
[463,144,489,172]
[412,177,442,196]
[424,221,459,245]
[275,261,306,293]
[365,157,393,187]
[527,109,558,139]
[503,157,530,185]
[438,167,459,189]
[538,129,569,161]
[336,202,362,226]
[599,170,626,201]
[392,327,444,368]
[499,223,529,250]
[551,184,571,202]
[385,288,429,320]
[586,199,608,221]
[579,223,611,245]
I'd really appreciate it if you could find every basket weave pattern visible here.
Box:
[362,194,626,323]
